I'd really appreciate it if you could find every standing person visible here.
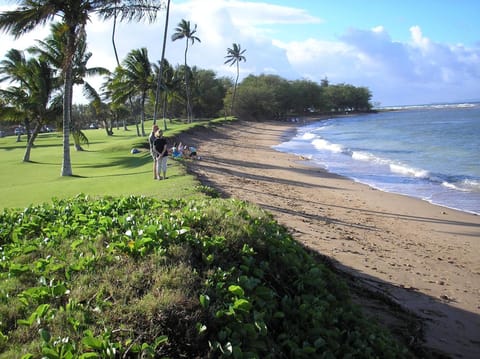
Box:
[149,124,159,179]
[154,129,168,180]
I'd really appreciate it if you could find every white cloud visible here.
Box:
[277,24,480,105]
[410,25,431,51]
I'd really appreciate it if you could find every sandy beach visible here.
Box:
[177,119,480,358]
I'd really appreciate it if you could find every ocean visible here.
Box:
[274,103,480,215]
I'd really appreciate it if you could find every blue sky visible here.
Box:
[1,0,479,106]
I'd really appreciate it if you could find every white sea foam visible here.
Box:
[442,181,463,191]
[381,102,478,111]
[276,104,480,214]
[389,163,429,178]
[301,132,316,140]
[312,138,343,153]
[351,151,386,164]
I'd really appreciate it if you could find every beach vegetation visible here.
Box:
[0,194,413,357]
[151,58,182,130]
[152,0,172,130]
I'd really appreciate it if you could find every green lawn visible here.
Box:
[0,119,227,209]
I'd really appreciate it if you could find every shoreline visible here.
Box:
[278,116,480,217]
[180,119,480,358]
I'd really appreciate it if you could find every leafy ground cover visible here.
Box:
[0,195,413,358]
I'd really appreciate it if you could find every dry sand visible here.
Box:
[177,119,480,358]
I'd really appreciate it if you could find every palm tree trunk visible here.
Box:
[231,61,240,115]
[111,3,137,133]
[23,123,41,162]
[162,90,168,130]
[153,0,171,128]
[112,10,120,66]
[140,95,146,136]
[61,61,73,176]
[184,41,192,122]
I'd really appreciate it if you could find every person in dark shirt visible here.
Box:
[154,129,168,180]
[149,124,159,179]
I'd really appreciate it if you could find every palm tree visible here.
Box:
[30,22,110,151]
[110,48,154,136]
[0,50,61,162]
[83,83,112,136]
[0,0,162,176]
[171,19,200,122]
[225,43,246,116]
[153,58,179,130]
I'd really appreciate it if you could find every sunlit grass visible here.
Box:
[0,118,232,209]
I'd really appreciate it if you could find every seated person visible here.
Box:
[187,145,197,159]
[171,146,182,158]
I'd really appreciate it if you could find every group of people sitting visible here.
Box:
[148,124,198,180]
[170,142,197,159]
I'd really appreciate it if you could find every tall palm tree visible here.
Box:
[171,19,200,122]
[30,22,110,151]
[110,48,154,136]
[0,0,162,176]
[225,43,246,116]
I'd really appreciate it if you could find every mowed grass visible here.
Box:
[0,119,227,209]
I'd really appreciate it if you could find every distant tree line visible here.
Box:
[229,75,372,121]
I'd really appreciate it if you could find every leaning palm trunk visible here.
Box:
[231,61,240,115]
[183,40,193,122]
[23,138,34,162]
[23,123,41,162]
[153,0,171,130]
[61,54,73,176]
[140,96,146,136]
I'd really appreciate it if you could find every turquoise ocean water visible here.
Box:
[274,103,480,214]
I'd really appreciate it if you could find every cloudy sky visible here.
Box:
[1,0,479,107]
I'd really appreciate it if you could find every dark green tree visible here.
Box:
[190,68,227,118]
[289,79,322,114]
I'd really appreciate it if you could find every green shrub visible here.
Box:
[0,195,412,358]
